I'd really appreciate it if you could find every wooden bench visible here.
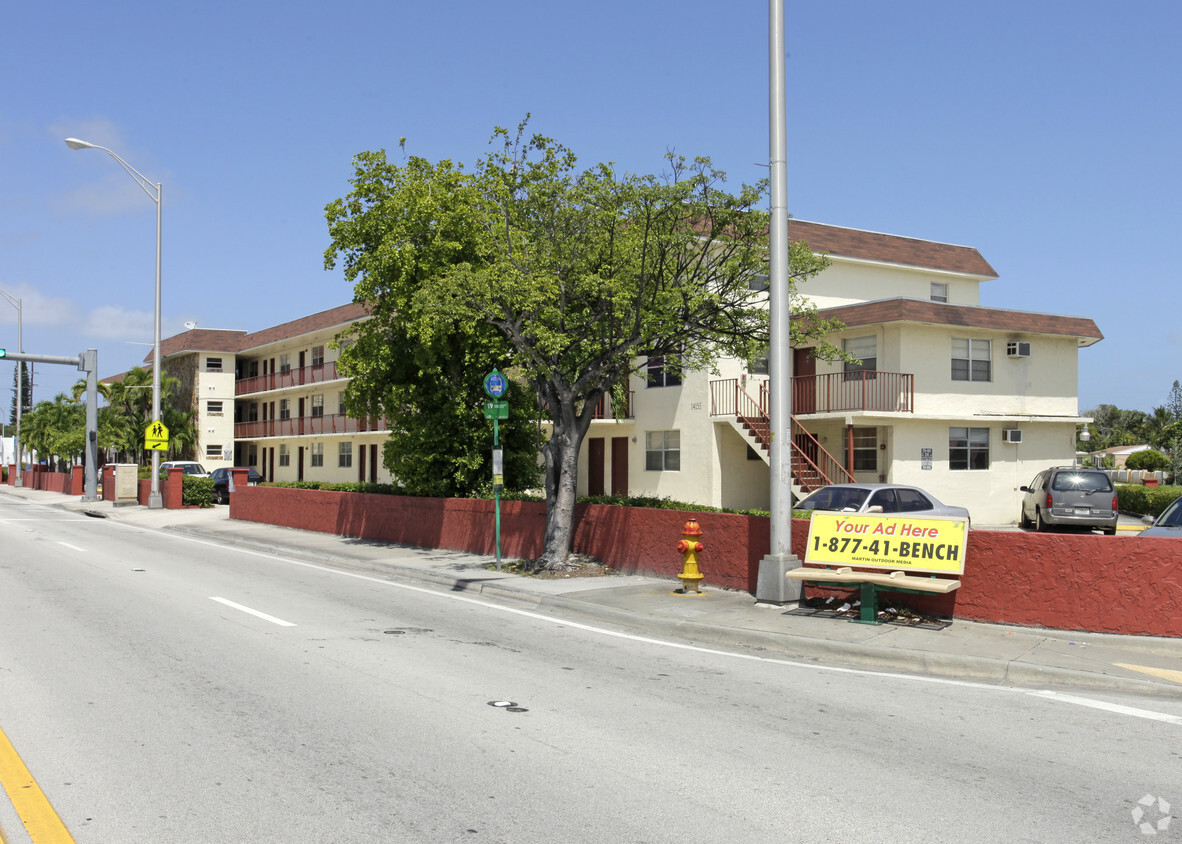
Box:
[789,512,968,624]
[787,565,961,625]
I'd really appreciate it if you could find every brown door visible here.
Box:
[369,445,378,482]
[298,398,305,435]
[358,444,366,482]
[611,437,629,496]
[298,447,304,481]
[588,438,605,496]
[793,347,816,414]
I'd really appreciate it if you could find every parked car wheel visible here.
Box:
[1018,508,1032,529]
[1102,525,1116,536]
[1035,508,1048,532]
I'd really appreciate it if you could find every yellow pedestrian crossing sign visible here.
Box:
[144,420,169,451]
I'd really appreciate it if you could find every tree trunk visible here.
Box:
[537,388,600,569]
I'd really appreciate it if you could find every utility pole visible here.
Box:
[755,0,803,604]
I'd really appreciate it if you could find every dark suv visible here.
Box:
[1019,467,1118,535]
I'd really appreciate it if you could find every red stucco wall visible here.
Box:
[230,486,1182,636]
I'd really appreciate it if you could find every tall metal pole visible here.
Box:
[65,139,164,508]
[755,0,802,604]
[0,289,22,487]
[149,181,163,509]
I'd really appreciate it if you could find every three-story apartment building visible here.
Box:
[152,304,391,484]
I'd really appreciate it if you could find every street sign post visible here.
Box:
[483,371,509,569]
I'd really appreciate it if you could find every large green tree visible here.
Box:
[326,122,841,567]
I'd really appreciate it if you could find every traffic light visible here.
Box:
[0,348,5,357]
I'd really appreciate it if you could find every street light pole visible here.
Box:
[0,288,23,487]
[65,138,164,509]
[754,0,802,604]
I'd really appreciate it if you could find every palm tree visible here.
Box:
[76,367,198,465]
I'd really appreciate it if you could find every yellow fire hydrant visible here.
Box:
[676,518,705,593]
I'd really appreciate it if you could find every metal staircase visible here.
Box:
[712,379,855,502]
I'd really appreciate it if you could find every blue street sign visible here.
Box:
[483,370,508,399]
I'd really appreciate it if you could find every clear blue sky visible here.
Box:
[2,1,1178,414]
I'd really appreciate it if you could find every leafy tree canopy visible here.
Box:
[326,119,840,567]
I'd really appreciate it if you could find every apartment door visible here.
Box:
[794,347,816,414]
[298,350,306,384]
[298,398,305,435]
[369,444,378,482]
[297,447,304,482]
[587,438,605,496]
[358,445,366,483]
[611,437,629,496]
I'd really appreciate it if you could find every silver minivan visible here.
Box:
[1019,467,1118,534]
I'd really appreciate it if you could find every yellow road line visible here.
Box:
[0,726,75,843]
[1115,663,1182,685]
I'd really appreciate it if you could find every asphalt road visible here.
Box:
[1,494,1179,843]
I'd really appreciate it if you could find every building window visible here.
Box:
[339,394,347,417]
[207,400,224,415]
[339,441,352,468]
[846,427,878,472]
[311,395,324,417]
[950,427,990,470]
[930,282,948,303]
[312,345,325,366]
[748,346,769,376]
[843,336,877,381]
[310,442,324,468]
[952,338,991,382]
[206,444,223,459]
[206,357,223,372]
[279,353,291,373]
[646,354,682,388]
[645,430,680,471]
[279,399,290,420]
[278,444,290,467]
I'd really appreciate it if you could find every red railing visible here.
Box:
[710,378,854,490]
[234,413,388,439]
[235,362,343,396]
[590,390,634,420]
[791,370,914,414]
[790,417,855,492]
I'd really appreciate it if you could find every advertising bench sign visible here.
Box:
[804,513,968,575]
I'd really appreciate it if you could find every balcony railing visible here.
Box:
[791,371,914,414]
[590,390,634,420]
[234,413,388,439]
[235,362,343,396]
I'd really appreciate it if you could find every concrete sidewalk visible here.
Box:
[7,486,1182,698]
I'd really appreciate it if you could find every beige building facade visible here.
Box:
[154,304,392,485]
[576,221,1103,526]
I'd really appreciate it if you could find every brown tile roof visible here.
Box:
[156,329,246,359]
[152,303,369,362]
[814,298,1104,345]
[789,220,998,279]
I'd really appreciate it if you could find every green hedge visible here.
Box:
[261,484,798,518]
[1116,484,1182,518]
[181,476,215,508]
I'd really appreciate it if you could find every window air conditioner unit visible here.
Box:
[1006,341,1031,358]
[1002,428,1023,444]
